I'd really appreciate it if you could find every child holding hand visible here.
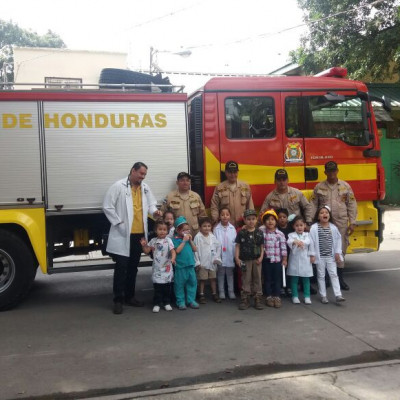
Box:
[140,220,176,313]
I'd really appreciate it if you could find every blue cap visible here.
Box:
[174,216,188,228]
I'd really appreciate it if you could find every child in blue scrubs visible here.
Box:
[172,216,199,310]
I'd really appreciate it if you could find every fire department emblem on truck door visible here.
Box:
[284,142,303,163]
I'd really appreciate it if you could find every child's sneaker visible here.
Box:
[304,297,312,305]
[178,304,187,310]
[212,293,221,303]
[219,292,226,300]
[199,294,206,304]
[152,305,160,313]
[164,304,173,311]
[228,292,236,300]
[336,295,346,302]
[321,296,329,304]
[273,297,282,308]
[266,296,274,307]
[292,297,301,304]
[189,302,199,309]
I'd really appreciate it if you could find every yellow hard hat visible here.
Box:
[262,209,278,222]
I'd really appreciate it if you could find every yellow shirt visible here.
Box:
[131,186,144,234]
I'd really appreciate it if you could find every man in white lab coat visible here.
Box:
[103,162,162,314]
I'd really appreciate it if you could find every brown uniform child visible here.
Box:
[234,209,264,310]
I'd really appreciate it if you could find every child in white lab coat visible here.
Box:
[287,216,314,305]
[213,207,237,300]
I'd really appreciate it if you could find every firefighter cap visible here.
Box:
[262,209,278,222]
[325,161,338,171]
[225,160,239,172]
[177,172,191,180]
[274,168,288,180]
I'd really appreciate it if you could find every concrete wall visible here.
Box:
[13,47,127,89]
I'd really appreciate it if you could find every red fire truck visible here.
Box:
[0,68,389,310]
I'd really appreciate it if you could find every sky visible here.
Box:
[2,0,308,92]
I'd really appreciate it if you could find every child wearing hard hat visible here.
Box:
[261,209,288,309]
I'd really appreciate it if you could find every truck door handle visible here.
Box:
[305,167,318,181]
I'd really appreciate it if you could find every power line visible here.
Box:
[11,1,204,74]
[121,1,204,32]
[11,0,394,80]
[131,0,391,77]
[185,0,388,50]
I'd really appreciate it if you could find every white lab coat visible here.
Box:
[103,178,158,257]
[194,232,222,270]
[213,222,236,268]
[286,232,313,277]
[309,222,343,264]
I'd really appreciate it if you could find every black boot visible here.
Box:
[338,268,350,291]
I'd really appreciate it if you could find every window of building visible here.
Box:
[225,97,275,139]
[45,77,82,89]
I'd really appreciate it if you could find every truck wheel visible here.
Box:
[0,230,36,311]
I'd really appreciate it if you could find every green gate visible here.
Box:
[368,83,400,205]
[380,128,400,204]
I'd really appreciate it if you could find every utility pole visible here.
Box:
[149,47,191,76]
[2,63,8,83]
[1,62,9,89]
[149,47,154,75]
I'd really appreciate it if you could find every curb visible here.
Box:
[82,359,400,399]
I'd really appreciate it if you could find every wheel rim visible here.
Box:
[0,249,16,294]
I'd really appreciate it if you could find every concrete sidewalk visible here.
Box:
[83,360,400,400]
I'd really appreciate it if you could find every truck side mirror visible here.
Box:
[382,96,392,112]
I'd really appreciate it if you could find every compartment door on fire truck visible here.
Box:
[217,92,283,206]
[0,102,42,206]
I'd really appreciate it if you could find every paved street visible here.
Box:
[1,209,400,400]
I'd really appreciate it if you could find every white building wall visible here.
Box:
[13,47,127,89]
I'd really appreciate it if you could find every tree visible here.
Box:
[290,0,400,81]
[0,19,65,83]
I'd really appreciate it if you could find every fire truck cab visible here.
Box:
[188,71,385,251]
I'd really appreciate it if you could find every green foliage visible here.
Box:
[291,0,400,81]
[0,19,65,82]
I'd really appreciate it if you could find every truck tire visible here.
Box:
[0,230,36,311]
